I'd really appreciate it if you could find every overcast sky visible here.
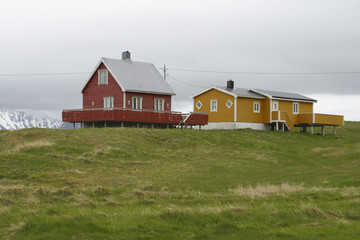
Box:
[0,0,359,120]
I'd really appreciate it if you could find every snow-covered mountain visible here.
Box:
[0,110,72,130]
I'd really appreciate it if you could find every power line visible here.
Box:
[167,76,205,88]
[0,72,90,77]
[166,68,360,75]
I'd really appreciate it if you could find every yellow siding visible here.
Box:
[263,98,271,123]
[297,113,344,126]
[237,98,266,123]
[276,100,313,125]
[193,89,234,122]
[315,114,344,126]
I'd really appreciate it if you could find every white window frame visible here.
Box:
[195,100,203,110]
[293,102,299,114]
[103,97,114,109]
[253,102,260,113]
[98,69,108,85]
[154,98,165,111]
[272,100,279,111]
[226,99,233,109]
[210,99,217,112]
[132,97,143,110]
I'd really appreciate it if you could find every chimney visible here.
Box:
[227,80,234,89]
[122,51,131,60]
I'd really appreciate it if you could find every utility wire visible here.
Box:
[166,68,360,75]
[167,76,205,88]
[0,72,90,77]
[1,68,360,77]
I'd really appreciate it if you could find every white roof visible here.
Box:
[82,57,175,95]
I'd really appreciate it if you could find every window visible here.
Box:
[272,100,279,111]
[226,99,233,109]
[104,97,114,109]
[210,100,217,112]
[98,69,108,85]
[196,100,203,110]
[293,102,299,114]
[132,97,142,110]
[154,99,164,111]
[254,102,260,113]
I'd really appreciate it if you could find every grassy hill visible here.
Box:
[0,122,360,239]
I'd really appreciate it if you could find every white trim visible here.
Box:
[225,99,233,109]
[154,98,165,111]
[210,99,218,112]
[103,96,114,109]
[272,100,279,111]
[272,97,316,103]
[201,122,270,131]
[250,89,273,99]
[98,69,108,85]
[234,96,237,122]
[195,100,203,110]
[293,102,299,114]
[123,92,126,108]
[132,96,143,110]
[253,102,260,113]
[250,89,317,103]
[190,86,265,100]
[82,58,126,93]
[190,86,238,99]
[270,99,272,123]
[124,89,175,96]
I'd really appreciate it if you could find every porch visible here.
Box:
[62,108,208,129]
[271,111,344,135]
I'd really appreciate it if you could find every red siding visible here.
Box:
[82,63,124,109]
[82,63,172,111]
[125,92,172,111]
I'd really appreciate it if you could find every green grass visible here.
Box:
[0,122,360,239]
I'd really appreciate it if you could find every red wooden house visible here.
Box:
[62,51,208,128]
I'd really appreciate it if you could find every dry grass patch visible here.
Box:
[12,139,53,152]
[230,183,341,198]
[33,186,46,196]
[50,187,72,196]
[231,183,305,198]
[133,189,146,198]
[94,186,109,195]
[2,186,26,195]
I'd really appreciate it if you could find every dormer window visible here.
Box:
[98,69,108,85]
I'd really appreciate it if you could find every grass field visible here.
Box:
[0,122,360,239]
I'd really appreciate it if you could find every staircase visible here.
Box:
[272,111,295,132]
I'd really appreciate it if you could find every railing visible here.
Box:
[272,111,344,128]
[297,113,344,126]
[280,111,295,132]
[62,108,208,126]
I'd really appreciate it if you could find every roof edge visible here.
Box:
[189,86,238,99]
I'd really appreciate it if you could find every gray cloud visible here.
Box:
[0,0,359,120]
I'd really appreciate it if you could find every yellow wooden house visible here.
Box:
[191,80,344,134]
